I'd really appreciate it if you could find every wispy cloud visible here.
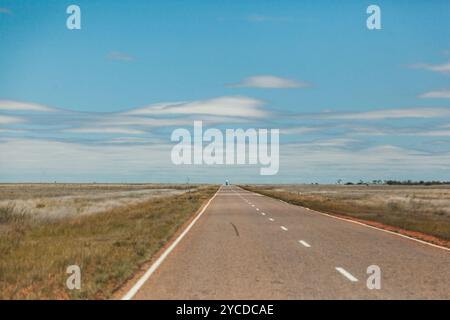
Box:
[107,51,134,61]
[125,96,268,118]
[5,137,450,183]
[0,97,266,142]
[0,100,56,112]
[0,115,24,124]
[246,14,292,23]
[280,127,322,135]
[419,89,450,99]
[65,127,146,135]
[0,7,12,15]
[292,138,359,149]
[300,107,450,120]
[228,75,309,89]
[409,61,450,74]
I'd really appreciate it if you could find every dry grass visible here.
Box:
[0,185,217,299]
[241,184,450,241]
[0,183,194,201]
[0,184,196,222]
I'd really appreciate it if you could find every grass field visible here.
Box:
[0,184,218,299]
[241,184,450,242]
[0,183,194,221]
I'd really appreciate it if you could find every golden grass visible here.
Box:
[0,184,196,221]
[0,185,218,299]
[240,184,450,241]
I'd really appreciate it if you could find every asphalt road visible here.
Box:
[130,185,450,299]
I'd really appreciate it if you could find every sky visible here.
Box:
[1,0,450,183]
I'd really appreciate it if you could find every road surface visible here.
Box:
[130,185,450,299]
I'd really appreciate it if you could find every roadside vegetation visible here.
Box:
[0,185,218,299]
[240,184,450,242]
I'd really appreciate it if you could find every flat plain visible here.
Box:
[0,183,217,299]
[241,184,450,242]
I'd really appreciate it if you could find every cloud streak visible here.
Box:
[0,7,12,15]
[125,96,268,118]
[419,89,450,99]
[410,61,450,74]
[299,107,450,120]
[246,14,293,23]
[0,115,24,124]
[65,127,147,135]
[0,100,56,112]
[228,75,309,89]
[107,51,135,61]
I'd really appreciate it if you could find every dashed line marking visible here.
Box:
[268,218,274,222]
[261,212,266,216]
[335,267,358,282]
[256,208,260,211]
[298,240,311,248]
[280,226,288,231]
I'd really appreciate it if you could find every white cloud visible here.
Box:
[307,107,450,120]
[417,130,450,136]
[0,100,56,112]
[0,139,171,177]
[4,138,450,183]
[107,51,134,61]
[280,143,450,181]
[125,96,268,118]
[99,116,191,127]
[107,137,151,144]
[419,89,450,99]
[228,75,309,89]
[0,115,24,124]
[280,127,322,135]
[291,138,359,148]
[410,61,450,74]
[65,127,146,135]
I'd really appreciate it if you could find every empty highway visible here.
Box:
[126,185,450,299]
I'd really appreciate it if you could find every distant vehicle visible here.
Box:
[225,180,229,185]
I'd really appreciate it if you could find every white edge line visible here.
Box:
[299,240,311,248]
[121,185,221,300]
[335,267,358,282]
[242,188,450,252]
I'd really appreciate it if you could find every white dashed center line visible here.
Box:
[280,226,288,231]
[251,205,255,207]
[261,212,266,216]
[335,267,358,282]
[268,218,274,222]
[298,240,311,248]
[256,208,260,211]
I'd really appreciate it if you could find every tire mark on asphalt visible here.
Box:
[230,222,240,237]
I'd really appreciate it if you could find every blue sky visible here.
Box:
[1,0,450,183]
